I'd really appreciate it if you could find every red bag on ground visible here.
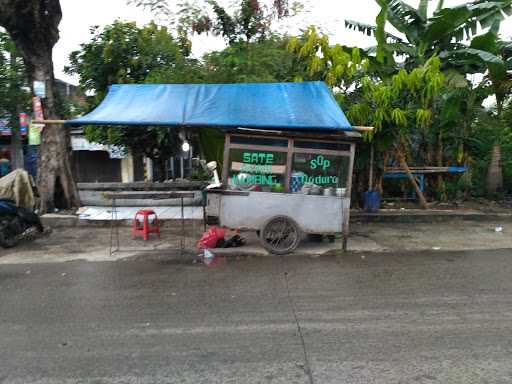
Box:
[197,227,225,249]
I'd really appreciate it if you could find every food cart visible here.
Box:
[66,81,362,254]
[206,127,358,254]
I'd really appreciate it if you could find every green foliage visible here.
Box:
[203,35,303,83]
[468,109,512,195]
[0,31,30,129]
[325,0,512,200]
[66,21,205,166]
[85,125,181,159]
[347,0,512,71]
[349,57,445,139]
[66,21,202,103]
[133,0,303,45]
[197,127,225,167]
[287,27,369,91]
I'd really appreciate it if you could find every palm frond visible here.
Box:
[427,0,512,43]
[440,48,504,66]
[418,0,431,21]
[128,0,171,17]
[379,0,425,40]
[344,19,405,43]
[387,42,416,56]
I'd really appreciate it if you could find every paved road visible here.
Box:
[1,250,512,383]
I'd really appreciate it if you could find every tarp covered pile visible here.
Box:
[0,170,36,209]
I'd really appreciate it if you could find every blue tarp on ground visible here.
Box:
[66,82,352,131]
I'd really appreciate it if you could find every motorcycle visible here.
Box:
[0,199,44,248]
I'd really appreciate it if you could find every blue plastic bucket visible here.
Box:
[363,191,381,213]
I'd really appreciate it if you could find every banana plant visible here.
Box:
[345,0,512,69]
[438,28,512,195]
[345,57,446,209]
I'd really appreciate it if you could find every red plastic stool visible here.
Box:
[132,209,160,241]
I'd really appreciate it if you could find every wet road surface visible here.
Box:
[1,249,512,383]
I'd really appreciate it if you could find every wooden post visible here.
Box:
[395,146,429,209]
[284,138,293,193]
[369,143,374,191]
[222,134,231,187]
[342,142,357,251]
[346,143,356,198]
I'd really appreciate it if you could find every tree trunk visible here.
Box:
[463,156,472,200]
[9,53,24,170]
[436,129,445,201]
[487,144,503,196]
[31,59,80,211]
[488,94,504,198]
[395,146,429,209]
[380,151,389,195]
[10,121,24,170]
[0,0,80,212]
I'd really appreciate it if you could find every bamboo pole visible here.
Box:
[32,119,66,124]
[394,146,429,209]
[31,121,374,131]
[353,126,374,132]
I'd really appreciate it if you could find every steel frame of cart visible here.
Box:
[206,128,359,254]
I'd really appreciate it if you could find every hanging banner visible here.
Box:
[28,122,44,145]
[19,113,29,136]
[71,136,127,159]
[33,80,46,98]
[108,145,126,159]
[0,115,12,136]
[32,96,44,121]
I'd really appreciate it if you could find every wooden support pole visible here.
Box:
[369,143,374,191]
[32,119,66,124]
[353,126,374,132]
[222,134,231,187]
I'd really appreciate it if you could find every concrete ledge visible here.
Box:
[41,214,79,228]
[79,190,203,207]
[352,210,512,223]
[41,215,204,228]
[77,181,207,190]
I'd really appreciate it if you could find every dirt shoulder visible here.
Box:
[1,219,511,264]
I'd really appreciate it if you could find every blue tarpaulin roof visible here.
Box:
[66,81,352,131]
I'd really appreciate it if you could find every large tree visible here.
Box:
[0,0,80,212]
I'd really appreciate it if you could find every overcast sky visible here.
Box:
[54,0,512,85]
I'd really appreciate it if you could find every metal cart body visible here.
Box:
[207,190,350,234]
[206,129,359,254]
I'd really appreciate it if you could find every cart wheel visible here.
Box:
[259,215,301,255]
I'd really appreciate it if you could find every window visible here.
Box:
[228,148,287,192]
[290,153,350,192]
[224,134,353,194]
